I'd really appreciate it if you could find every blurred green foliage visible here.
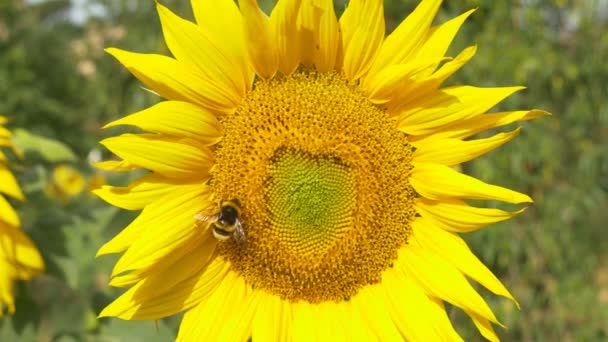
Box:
[0,0,606,340]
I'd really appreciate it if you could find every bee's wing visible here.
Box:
[233,220,246,243]
[194,212,218,223]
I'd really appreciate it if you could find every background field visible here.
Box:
[0,0,606,340]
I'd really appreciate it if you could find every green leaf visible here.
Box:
[12,129,77,162]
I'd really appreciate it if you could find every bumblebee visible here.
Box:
[196,199,246,243]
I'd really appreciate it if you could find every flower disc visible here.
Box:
[213,71,416,302]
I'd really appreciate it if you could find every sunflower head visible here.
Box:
[96,0,548,340]
[0,116,45,316]
[212,71,416,303]
[45,164,86,202]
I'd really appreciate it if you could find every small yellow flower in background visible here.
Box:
[0,115,44,316]
[45,164,86,202]
[95,0,548,340]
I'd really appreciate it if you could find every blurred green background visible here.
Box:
[0,0,606,340]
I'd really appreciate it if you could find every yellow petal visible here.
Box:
[0,126,11,139]
[426,45,477,83]
[413,128,521,166]
[413,217,519,306]
[350,284,402,341]
[369,0,442,75]
[252,292,292,342]
[106,48,237,114]
[104,101,222,145]
[314,302,351,341]
[466,310,500,342]
[411,162,533,204]
[192,0,244,52]
[92,174,198,211]
[156,3,248,104]
[387,45,477,112]
[190,0,254,89]
[110,185,212,276]
[0,137,12,148]
[315,300,376,341]
[292,301,356,342]
[398,86,524,136]
[298,0,339,72]
[297,0,322,67]
[0,164,24,201]
[389,46,477,109]
[270,0,303,75]
[100,257,229,320]
[111,228,215,289]
[314,0,339,72]
[339,0,385,80]
[291,301,318,341]
[239,0,279,79]
[0,195,19,227]
[106,271,139,288]
[92,159,139,172]
[97,184,212,256]
[382,268,457,341]
[97,208,144,256]
[428,298,465,342]
[413,9,476,74]
[0,271,15,315]
[100,134,213,180]
[364,57,446,104]
[396,243,502,325]
[412,109,551,142]
[416,197,526,233]
[0,223,45,276]
[177,272,257,341]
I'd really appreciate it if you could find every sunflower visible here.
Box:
[45,164,86,202]
[0,115,44,316]
[95,0,547,340]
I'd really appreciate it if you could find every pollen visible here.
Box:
[211,71,417,303]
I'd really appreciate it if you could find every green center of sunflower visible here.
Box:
[211,71,416,303]
[266,149,356,257]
